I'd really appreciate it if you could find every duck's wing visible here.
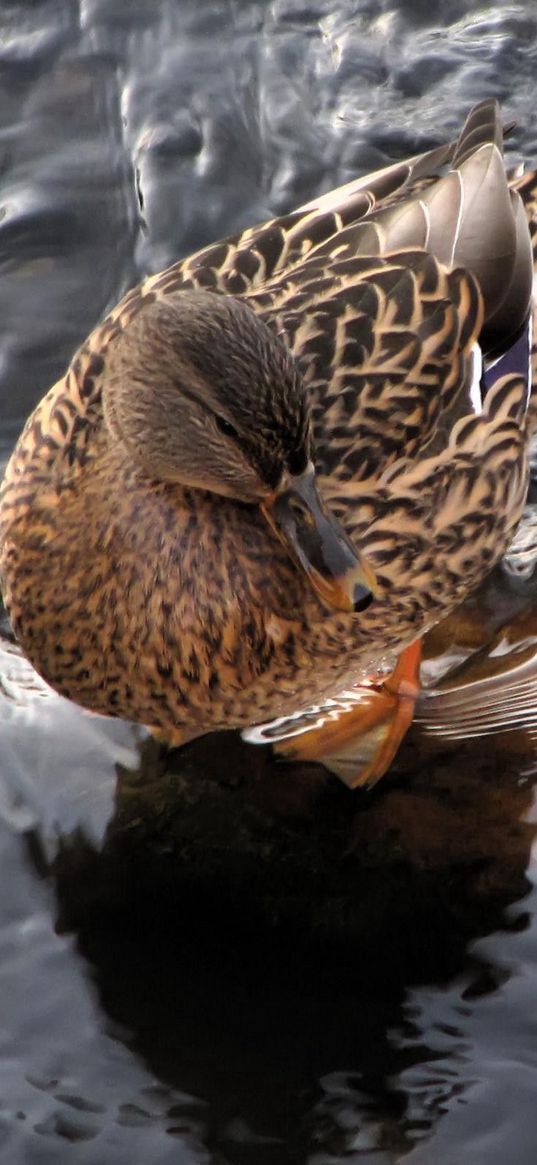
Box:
[32,103,532,489]
[152,101,515,309]
[416,636,537,748]
[150,139,456,301]
[235,102,528,479]
[159,99,529,344]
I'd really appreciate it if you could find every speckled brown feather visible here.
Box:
[0,100,533,736]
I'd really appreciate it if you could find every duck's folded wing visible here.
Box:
[416,651,537,744]
[148,101,526,321]
[156,136,455,300]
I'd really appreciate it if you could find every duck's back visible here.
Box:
[147,99,534,486]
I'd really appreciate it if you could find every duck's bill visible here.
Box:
[261,466,377,614]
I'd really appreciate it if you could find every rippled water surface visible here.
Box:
[2,1,537,1162]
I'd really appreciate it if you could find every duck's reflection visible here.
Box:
[48,723,536,1162]
[55,798,535,1164]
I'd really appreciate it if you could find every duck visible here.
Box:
[0,98,536,790]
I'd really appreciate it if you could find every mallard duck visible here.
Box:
[1,98,535,788]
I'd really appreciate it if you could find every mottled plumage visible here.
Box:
[0,99,535,774]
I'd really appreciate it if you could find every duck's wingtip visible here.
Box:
[451,98,504,168]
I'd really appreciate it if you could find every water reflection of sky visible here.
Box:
[2,0,537,1162]
[396,874,537,1165]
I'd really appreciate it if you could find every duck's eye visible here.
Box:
[288,448,308,475]
[215,415,238,439]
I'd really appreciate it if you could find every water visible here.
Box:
[2,1,537,1161]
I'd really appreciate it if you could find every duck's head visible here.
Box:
[102,289,376,614]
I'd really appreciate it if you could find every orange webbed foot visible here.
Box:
[272,639,422,788]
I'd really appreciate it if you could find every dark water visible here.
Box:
[2,1,537,1162]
